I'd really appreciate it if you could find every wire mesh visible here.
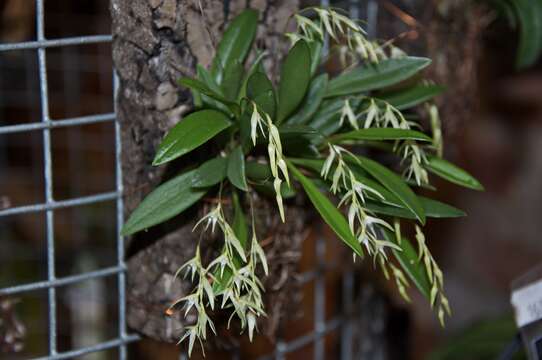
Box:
[0,0,378,359]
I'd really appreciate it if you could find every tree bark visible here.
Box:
[111,0,301,343]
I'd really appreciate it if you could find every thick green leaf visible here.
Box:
[378,84,445,110]
[239,51,267,100]
[221,60,244,100]
[179,77,240,116]
[384,230,431,299]
[287,74,328,125]
[326,57,432,98]
[352,156,425,224]
[245,161,272,182]
[277,40,312,124]
[330,128,432,143]
[510,0,542,69]
[192,156,228,188]
[227,146,248,191]
[288,161,364,257]
[153,110,232,165]
[366,196,465,219]
[253,181,296,199]
[426,156,484,191]
[247,72,276,119]
[121,170,207,236]
[211,9,259,84]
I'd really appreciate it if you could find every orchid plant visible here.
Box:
[121,7,483,356]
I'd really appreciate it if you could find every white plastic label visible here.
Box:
[511,278,542,328]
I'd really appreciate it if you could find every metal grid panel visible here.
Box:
[0,0,378,358]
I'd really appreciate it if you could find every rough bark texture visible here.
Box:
[111,0,301,344]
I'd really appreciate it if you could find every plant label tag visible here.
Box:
[511,278,542,328]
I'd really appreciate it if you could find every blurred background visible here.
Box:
[1,0,541,359]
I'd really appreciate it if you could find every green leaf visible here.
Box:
[227,146,249,191]
[287,73,328,125]
[153,110,232,165]
[308,40,323,75]
[179,77,240,116]
[213,191,248,292]
[239,51,267,100]
[384,230,431,299]
[211,9,259,84]
[221,60,244,100]
[366,196,465,219]
[121,170,207,236]
[352,156,426,224]
[253,181,296,199]
[510,0,542,69]
[378,84,445,110]
[309,98,356,137]
[192,156,228,188]
[326,57,432,98]
[245,161,272,182]
[426,156,484,191]
[289,157,413,213]
[247,72,276,119]
[232,192,249,246]
[277,40,312,124]
[330,128,432,143]
[287,161,364,257]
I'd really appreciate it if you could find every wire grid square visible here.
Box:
[0,0,378,358]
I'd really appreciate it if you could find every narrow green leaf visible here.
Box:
[290,157,412,213]
[378,84,445,110]
[384,230,431,299]
[277,40,312,124]
[330,128,432,143]
[308,40,323,75]
[420,197,466,218]
[227,146,249,191]
[232,192,249,246]
[213,191,248,292]
[211,9,259,84]
[326,57,432,98]
[121,170,207,236]
[179,77,240,116]
[287,161,364,257]
[153,110,231,165]
[510,0,542,69]
[352,156,426,224]
[366,196,465,219]
[247,72,276,119]
[426,156,484,191]
[192,156,228,188]
[287,74,328,125]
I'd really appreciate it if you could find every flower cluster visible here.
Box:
[341,97,431,186]
[172,202,268,355]
[414,226,451,325]
[321,145,400,260]
[250,102,290,221]
[289,8,381,64]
